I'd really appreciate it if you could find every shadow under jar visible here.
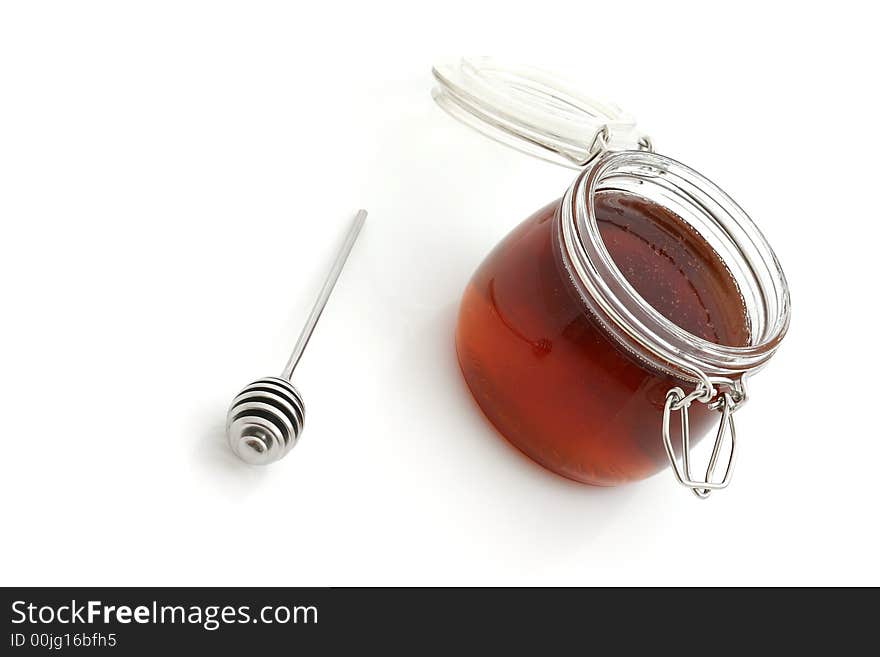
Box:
[435,59,791,496]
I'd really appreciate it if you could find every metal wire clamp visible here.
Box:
[661,380,745,499]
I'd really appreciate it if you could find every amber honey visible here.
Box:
[456,191,750,485]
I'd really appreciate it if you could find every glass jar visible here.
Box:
[433,58,791,497]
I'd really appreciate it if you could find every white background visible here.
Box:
[1,1,877,586]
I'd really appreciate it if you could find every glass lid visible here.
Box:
[432,57,650,169]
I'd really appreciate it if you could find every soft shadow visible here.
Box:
[384,302,640,566]
[190,407,269,496]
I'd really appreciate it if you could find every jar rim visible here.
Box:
[558,150,791,386]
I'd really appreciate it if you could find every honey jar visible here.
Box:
[433,59,791,496]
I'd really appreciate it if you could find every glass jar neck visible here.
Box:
[556,150,791,388]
